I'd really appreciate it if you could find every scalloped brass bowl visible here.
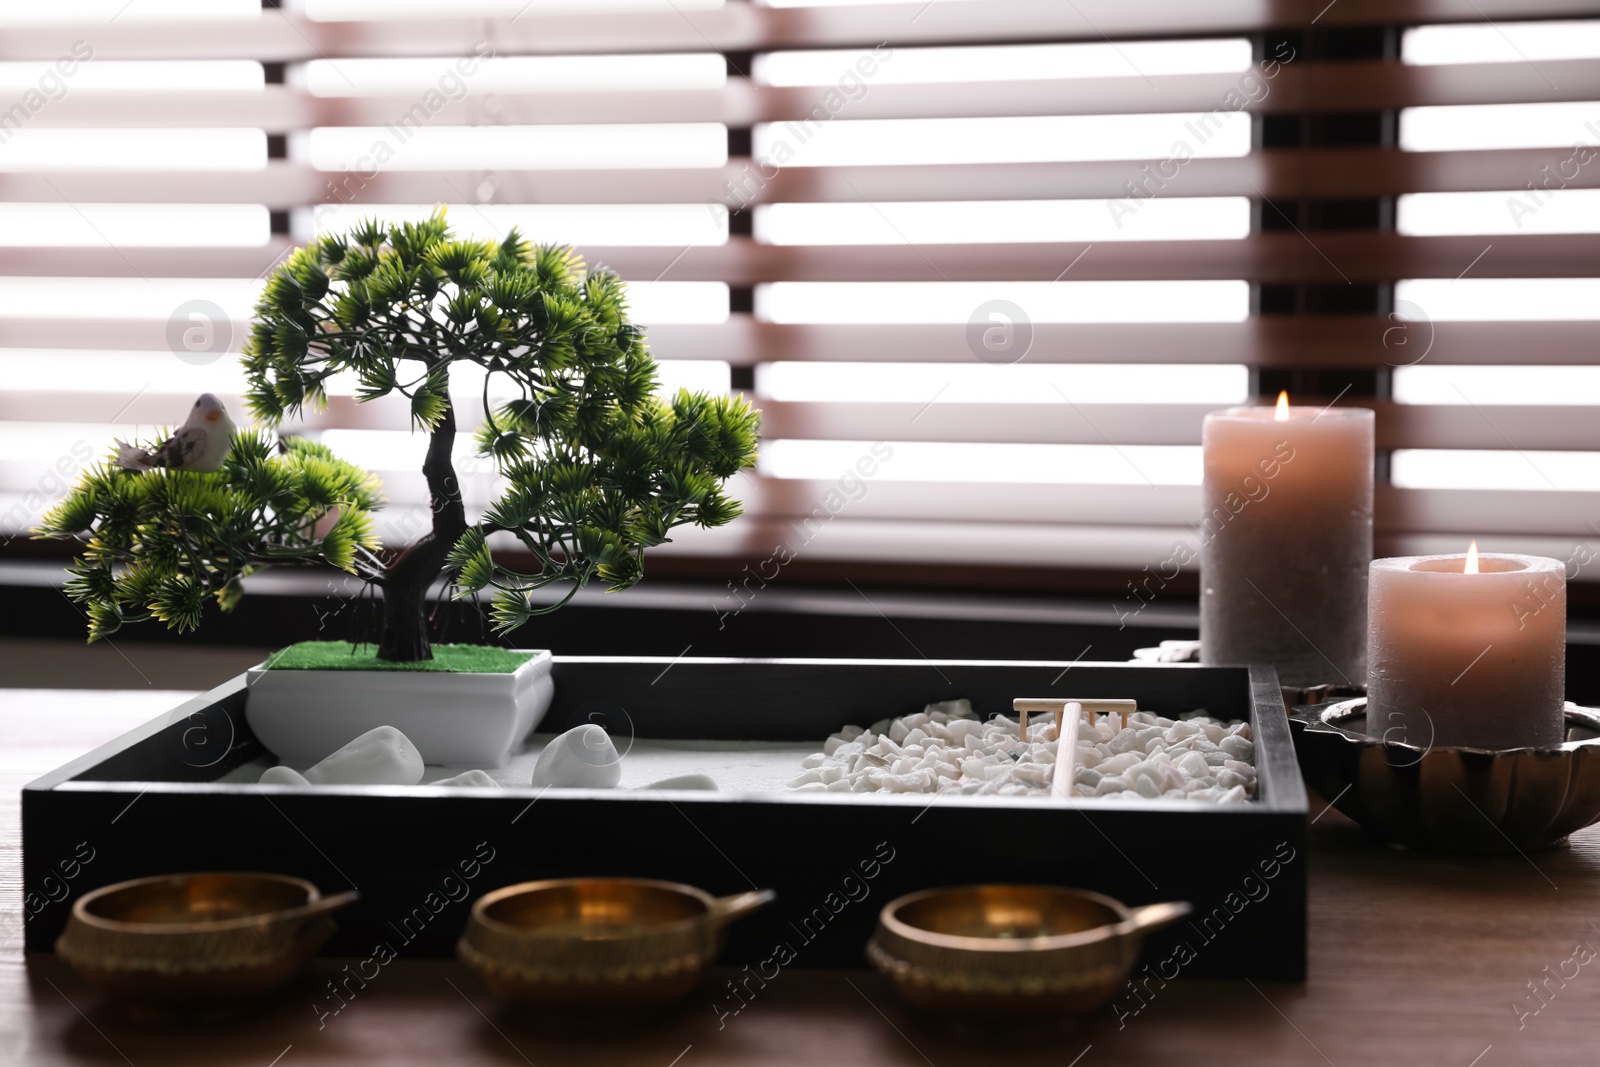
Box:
[55,872,356,1008]
[458,878,774,1009]
[1289,700,1600,853]
[867,885,1190,1018]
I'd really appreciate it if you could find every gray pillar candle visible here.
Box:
[1200,395,1373,687]
[1367,548,1566,750]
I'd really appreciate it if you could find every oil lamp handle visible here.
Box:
[707,888,776,927]
[1118,900,1192,936]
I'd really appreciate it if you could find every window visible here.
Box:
[2,2,1597,581]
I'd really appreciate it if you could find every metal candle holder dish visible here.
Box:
[1289,699,1600,853]
[55,873,357,1008]
[866,885,1190,1019]
[457,877,774,1009]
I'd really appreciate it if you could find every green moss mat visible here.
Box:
[262,641,534,673]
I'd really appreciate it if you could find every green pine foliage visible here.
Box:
[37,208,760,647]
[38,431,382,641]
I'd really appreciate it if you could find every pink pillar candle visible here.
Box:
[1367,551,1566,750]
[1200,400,1374,687]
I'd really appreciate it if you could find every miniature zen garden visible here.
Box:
[33,212,1259,804]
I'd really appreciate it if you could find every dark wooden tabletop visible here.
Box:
[5,689,1599,1066]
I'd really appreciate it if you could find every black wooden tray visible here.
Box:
[23,658,1307,980]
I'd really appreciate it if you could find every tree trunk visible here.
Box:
[376,399,467,662]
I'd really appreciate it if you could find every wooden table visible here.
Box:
[5,689,1600,1066]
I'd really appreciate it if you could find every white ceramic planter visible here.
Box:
[244,650,553,769]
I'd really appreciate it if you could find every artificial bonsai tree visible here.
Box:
[36,211,760,663]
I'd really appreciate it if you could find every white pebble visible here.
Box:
[433,769,500,788]
[1217,769,1250,790]
[1220,735,1254,761]
[1108,729,1143,754]
[304,726,423,787]
[259,765,310,787]
[641,773,718,791]
[530,724,624,789]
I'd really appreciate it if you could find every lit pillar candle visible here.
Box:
[1367,544,1566,749]
[1200,393,1374,687]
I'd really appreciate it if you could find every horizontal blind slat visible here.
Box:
[310,476,1574,537]
[2,4,1598,61]
[19,60,1600,128]
[4,234,1595,282]
[8,393,1593,451]
[2,318,1593,366]
[758,401,1600,451]
[2,148,1592,207]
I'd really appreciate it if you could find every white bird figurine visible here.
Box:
[116,393,237,473]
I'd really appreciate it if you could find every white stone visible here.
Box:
[302,725,424,786]
[1220,735,1255,761]
[259,765,310,787]
[530,724,622,789]
[1108,728,1142,754]
[1217,769,1250,790]
[643,773,718,791]
[433,769,500,788]
[1101,752,1141,776]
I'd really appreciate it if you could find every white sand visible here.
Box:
[224,734,818,793]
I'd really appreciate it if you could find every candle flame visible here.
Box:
[1465,540,1479,574]
[1274,391,1290,421]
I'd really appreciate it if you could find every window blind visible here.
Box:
[1,0,1597,587]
